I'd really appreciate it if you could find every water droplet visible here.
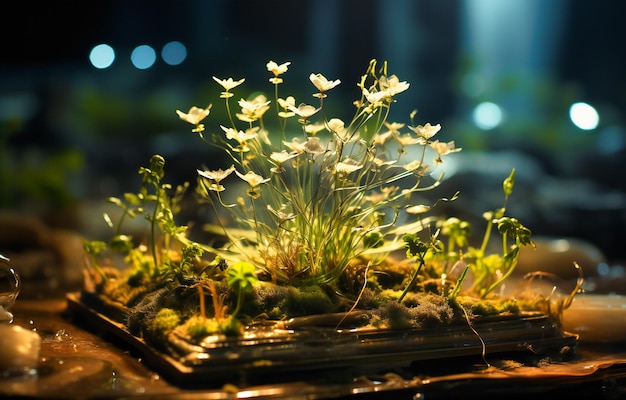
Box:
[55,329,68,341]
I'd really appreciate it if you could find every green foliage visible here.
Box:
[184,60,457,288]
[92,155,192,285]
[0,134,84,211]
[226,261,259,319]
[280,285,335,317]
[84,60,539,340]
[392,168,534,303]
[227,261,258,293]
[151,308,181,340]
[183,315,220,339]
[397,233,430,303]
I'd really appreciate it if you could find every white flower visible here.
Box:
[395,133,424,147]
[383,121,405,135]
[236,95,271,122]
[408,123,441,140]
[304,121,326,136]
[429,140,462,164]
[303,136,325,154]
[235,170,270,187]
[362,88,387,105]
[213,76,245,98]
[372,130,395,145]
[269,150,298,172]
[403,160,429,176]
[278,96,296,109]
[287,103,320,119]
[176,105,212,125]
[335,158,363,174]
[372,156,397,168]
[405,204,431,214]
[197,165,235,192]
[221,125,259,143]
[197,165,235,182]
[403,160,424,172]
[271,150,298,163]
[326,118,350,141]
[379,75,410,96]
[267,60,291,76]
[283,137,307,153]
[374,122,404,145]
[221,125,259,152]
[362,75,409,106]
[309,73,341,92]
[278,96,296,118]
[212,76,245,91]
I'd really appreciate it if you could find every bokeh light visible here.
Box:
[161,41,187,66]
[89,44,115,69]
[569,102,599,130]
[472,101,503,130]
[130,45,157,70]
[597,126,625,154]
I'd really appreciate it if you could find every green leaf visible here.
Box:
[403,234,429,259]
[109,234,133,253]
[363,232,383,249]
[83,240,107,255]
[227,261,258,293]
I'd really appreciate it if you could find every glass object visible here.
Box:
[0,253,40,375]
[0,254,20,324]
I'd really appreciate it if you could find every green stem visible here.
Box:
[479,218,493,255]
[447,265,469,301]
[150,186,161,271]
[231,289,244,319]
[225,96,236,129]
[398,259,424,303]
[482,238,520,297]
[115,208,129,236]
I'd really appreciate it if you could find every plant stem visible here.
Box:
[398,260,424,303]
[150,187,161,271]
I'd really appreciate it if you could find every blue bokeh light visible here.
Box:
[472,101,503,130]
[161,41,187,66]
[130,45,157,70]
[89,44,115,69]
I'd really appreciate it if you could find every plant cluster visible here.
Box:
[191,60,460,285]
[83,60,538,343]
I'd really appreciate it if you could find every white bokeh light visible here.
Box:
[472,101,503,130]
[89,44,115,69]
[569,102,599,130]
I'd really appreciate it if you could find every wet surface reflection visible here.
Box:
[2,297,626,399]
[0,298,177,399]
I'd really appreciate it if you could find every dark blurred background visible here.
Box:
[1,0,624,276]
